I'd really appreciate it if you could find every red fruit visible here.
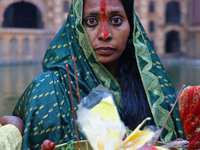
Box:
[42,139,56,150]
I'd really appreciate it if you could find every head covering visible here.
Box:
[13,0,185,149]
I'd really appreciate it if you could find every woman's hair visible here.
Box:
[121,0,133,37]
[118,0,155,130]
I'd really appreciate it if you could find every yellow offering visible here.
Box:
[122,118,168,150]
[77,85,126,150]
[76,85,186,150]
[123,118,155,149]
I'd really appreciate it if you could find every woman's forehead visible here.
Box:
[84,0,122,6]
[83,0,125,15]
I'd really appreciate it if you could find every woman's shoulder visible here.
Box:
[32,70,55,83]
[13,70,65,118]
[23,70,63,98]
[29,69,63,89]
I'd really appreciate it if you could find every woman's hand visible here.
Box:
[41,140,56,150]
[0,116,24,136]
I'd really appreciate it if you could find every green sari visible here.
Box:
[13,0,185,149]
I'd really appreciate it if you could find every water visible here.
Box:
[164,62,200,91]
[0,62,200,116]
[0,64,42,116]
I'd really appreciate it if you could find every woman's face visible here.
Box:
[83,0,130,66]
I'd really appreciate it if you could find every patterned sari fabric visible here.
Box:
[179,86,200,149]
[13,0,185,149]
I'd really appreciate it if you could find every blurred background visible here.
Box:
[0,0,200,116]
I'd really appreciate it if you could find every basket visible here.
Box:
[54,140,93,150]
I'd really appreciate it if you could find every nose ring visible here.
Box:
[108,33,112,36]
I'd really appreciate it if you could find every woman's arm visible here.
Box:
[0,116,24,135]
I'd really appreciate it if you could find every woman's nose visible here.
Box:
[98,22,112,40]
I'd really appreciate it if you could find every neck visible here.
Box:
[103,60,119,78]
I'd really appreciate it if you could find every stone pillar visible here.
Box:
[0,2,5,28]
[18,37,23,60]
[139,0,148,31]
[17,67,24,94]
[180,0,187,55]
[155,0,166,55]
[29,36,35,61]
[5,37,11,61]
[53,0,63,31]
[193,0,200,26]
[189,32,195,58]
[134,0,141,17]
[5,69,11,98]
[46,0,53,29]
[0,13,3,28]
[195,33,200,59]
[31,37,36,59]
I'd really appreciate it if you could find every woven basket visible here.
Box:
[54,140,93,150]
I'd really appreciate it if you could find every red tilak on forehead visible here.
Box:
[100,0,108,37]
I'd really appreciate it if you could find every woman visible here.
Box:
[179,85,200,149]
[13,0,185,149]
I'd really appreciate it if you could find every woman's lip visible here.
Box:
[94,49,115,55]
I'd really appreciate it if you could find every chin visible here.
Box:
[99,60,118,67]
[98,59,112,65]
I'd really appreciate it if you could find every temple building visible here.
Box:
[0,0,70,63]
[0,0,200,64]
[135,0,200,59]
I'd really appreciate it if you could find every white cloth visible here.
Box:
[0,124,22,150]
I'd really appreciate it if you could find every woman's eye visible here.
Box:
[85,18,98,27]
[110,17,122,26]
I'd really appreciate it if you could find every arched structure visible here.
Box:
[149,21,155,33]
[134,0,190,57]
[149,1,155,13]
[1,0,200,61]
[0,0,46,28]
[3,2,43,28]
[0,0,69,63]
[166,1,181,24]
[165,31,180,53]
